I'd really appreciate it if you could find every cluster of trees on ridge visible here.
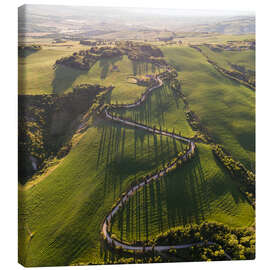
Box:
[101,222,254,264]
[55,46,122,70]
[154,222,255,261]
[54,42,166,71]
[18,84,110,184]
[80,40,113,46]
[158,67,177,80]
[204,40,255,52]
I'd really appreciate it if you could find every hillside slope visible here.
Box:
[19,116,186,266]
[111,143,254,243]
[162,46,255,170]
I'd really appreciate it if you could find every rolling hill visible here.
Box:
[162,46,255,171]
[111,143,254,243]
[19,115,186,266]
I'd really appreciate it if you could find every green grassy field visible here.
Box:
[112,82,196,138]
[162,46,255,171]
[18,39,255,266]
[199,45,255,72]
[18,44,84,95]
[19,45,163,105]
[111,143,254,243]
[69,55,164,104]
[18,116,186,266]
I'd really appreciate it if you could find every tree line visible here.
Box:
[212,144,255,207]
[55,42,167,72]
[154,221,255,261]
[101,221,254,263]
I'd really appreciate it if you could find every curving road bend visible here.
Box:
[100,74,231,260]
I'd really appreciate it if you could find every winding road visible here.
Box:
[100,73,231,260]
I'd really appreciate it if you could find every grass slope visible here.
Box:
[19,47,162,104]
[162,46,255,170]
[199,46,255,72]
[18,47,78,95]
[18,41,255,267]
[111,143,254,243]
[113,82,196,138]
[18,117,186,266]
[69,55,163,104]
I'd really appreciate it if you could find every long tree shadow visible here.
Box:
[111,136,187,241]
[99,55,123,80]
[132,61,150,76]
[114,82,182,133]
[136,187,141,241]
[19,49,39,58]
[101,119,188,241]
[159,148,247,233]
[162,156,208,229]
[143,183,149,241]
[156,179,164,233]
[52,65,87,94]
[95,121,149,200]
[132,61,138,76]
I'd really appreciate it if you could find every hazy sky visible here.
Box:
[18,0,256,13]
